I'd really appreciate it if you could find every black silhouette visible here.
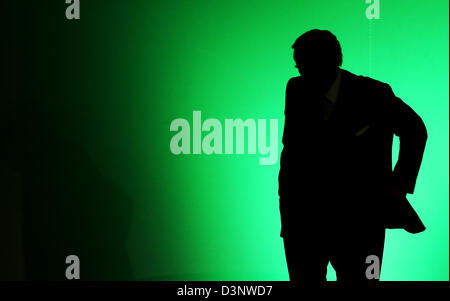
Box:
[278,29,427,284]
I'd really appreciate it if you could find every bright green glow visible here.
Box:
[38,1,448,280]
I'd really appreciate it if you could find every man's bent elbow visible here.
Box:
[417,116,428,144]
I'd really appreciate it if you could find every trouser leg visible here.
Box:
[283,234,329,284]
[330,226,386,283]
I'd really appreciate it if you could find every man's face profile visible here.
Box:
[292,29,342,94]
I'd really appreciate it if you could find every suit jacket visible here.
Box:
[278,69,427,237]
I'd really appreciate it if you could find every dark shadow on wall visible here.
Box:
[1,1,135,280]
[13,109,134,280]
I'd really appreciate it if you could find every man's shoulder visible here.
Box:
[285,69,393,93]
[341,69,391,91]
[286,75,302,87]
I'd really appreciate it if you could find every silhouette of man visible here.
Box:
[279,29,427,284]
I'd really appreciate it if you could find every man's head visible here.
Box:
[292,29,342,92]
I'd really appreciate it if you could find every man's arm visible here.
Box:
[278,78,296,237]
[278,78,295,198]
[386,84,428,195]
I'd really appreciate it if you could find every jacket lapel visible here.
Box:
[327,69,352,128]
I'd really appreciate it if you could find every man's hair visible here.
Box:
[292,29,343,67]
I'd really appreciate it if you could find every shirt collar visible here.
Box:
[324,69,341,103]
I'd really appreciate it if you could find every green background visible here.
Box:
[14,0,448,280]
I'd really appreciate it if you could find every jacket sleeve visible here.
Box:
[386,84,428,194]
[278,78,295,198]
